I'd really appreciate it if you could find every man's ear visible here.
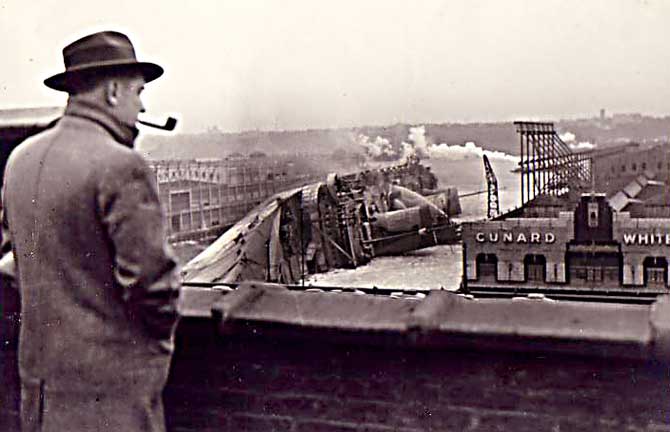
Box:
[105,80,120,107]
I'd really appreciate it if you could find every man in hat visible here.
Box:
[1,31,181,431]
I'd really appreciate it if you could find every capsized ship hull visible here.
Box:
[182,160,461,285]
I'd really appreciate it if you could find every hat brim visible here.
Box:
[44,60,164,92]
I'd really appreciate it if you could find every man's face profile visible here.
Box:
[113,74,147,127]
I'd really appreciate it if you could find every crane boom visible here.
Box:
[483,154,500,219]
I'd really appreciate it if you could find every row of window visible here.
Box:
[475,253,669,287]
[166,180,306,212]
[169,203,255,234]
[158,175,306,188]
[610,160,670,173]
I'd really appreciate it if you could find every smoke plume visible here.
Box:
[356,125,433,162]
[355,124,519,163]
[355,134,396,160]
[560,130,595,151]
[428,141,519,163]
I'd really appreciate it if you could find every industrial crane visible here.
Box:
[483,154,500,219]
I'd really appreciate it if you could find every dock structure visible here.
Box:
[514,121,592,204]
[149,156,325,242]
[463,121,670,300]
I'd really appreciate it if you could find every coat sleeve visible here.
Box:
[96,151,181,343]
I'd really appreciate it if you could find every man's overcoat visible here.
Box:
[1,100,180,432]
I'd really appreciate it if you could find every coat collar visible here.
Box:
[63,99,139,147]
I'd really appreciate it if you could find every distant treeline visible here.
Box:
[138,115,670,160]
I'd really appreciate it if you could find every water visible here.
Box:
[305,244,463,290]
[428,155,521,219]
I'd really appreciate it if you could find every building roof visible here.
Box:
[0,107,62,129]
[609,191,631,212]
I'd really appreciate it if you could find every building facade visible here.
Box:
[150,157,323,241]
[463,194,670,293]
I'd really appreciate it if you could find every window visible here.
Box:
[573,266,603,282]
[644,256,667,287]
[524,254,546,282]
[576,268,587,280]
[170,215,180,233]
[647,268,664,284]
[587,267,603,282]
[476,253,498,280]
[588,202,599,227]
[170,191,191,212]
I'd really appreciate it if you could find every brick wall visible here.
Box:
[164,319,669,432]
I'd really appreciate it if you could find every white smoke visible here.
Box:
[356,125,432,161]
[560,130,595,151]
[569,141,595,150]
[559,131,576,143]
[399,141,415,161]
[356,134,396,160]
[402,125,430,160]
[428,141,519,163]
[355,124,519,163]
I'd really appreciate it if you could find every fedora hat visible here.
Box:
[44,31,164,92]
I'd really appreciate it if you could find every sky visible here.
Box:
[1,0,669,133]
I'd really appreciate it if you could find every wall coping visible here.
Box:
[178,283,670,362]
